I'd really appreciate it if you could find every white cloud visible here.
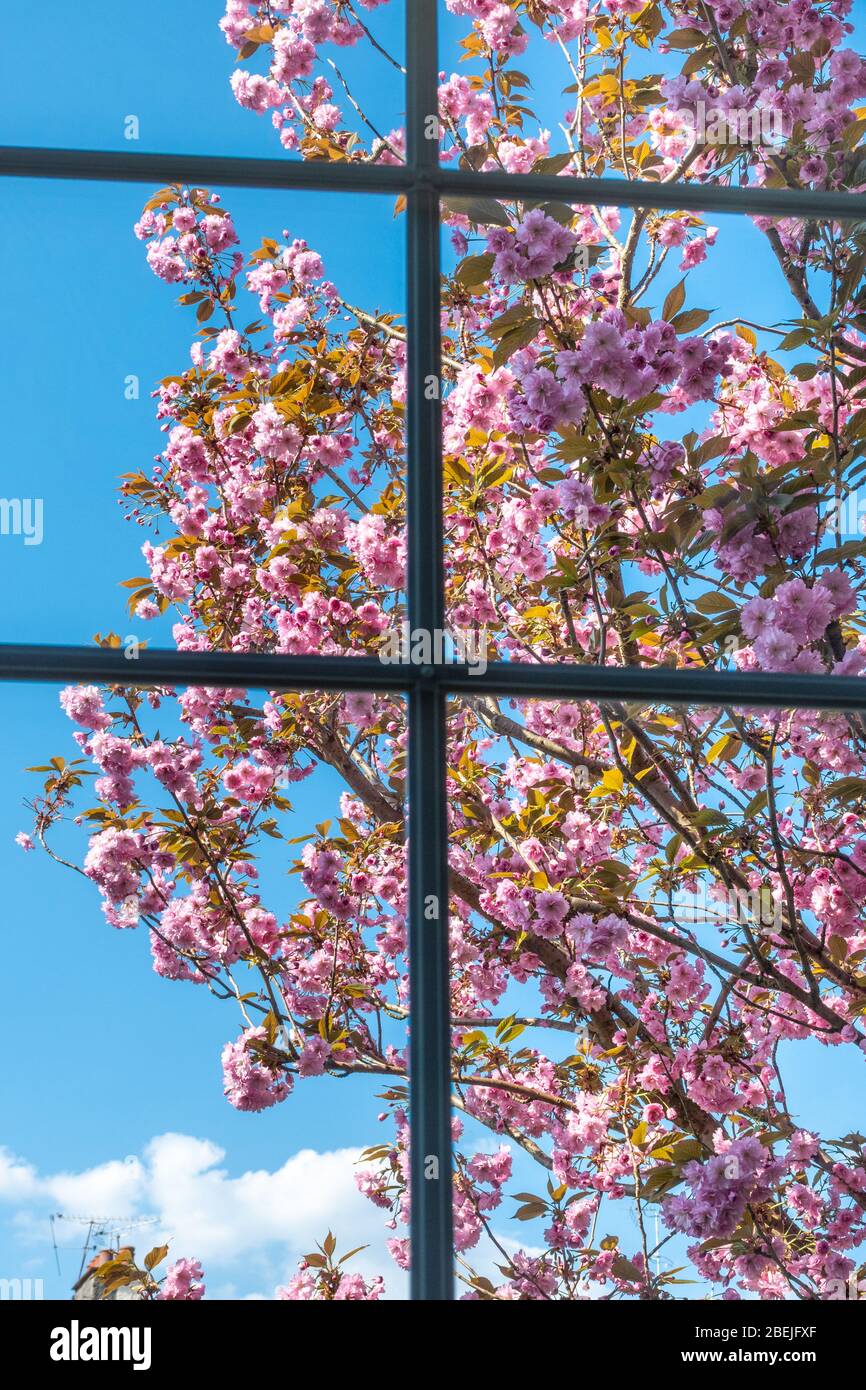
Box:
[143,1133,386,1266]
[0,1149,39,1202]
[0,1134,401,1298]
[48,1157,145,1219]
[0,1134,552,1300]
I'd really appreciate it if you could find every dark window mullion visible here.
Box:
[405,0,454,1301]
[3,146,864,224]
[4,649,866,714]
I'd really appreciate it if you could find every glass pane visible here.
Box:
[438,1,866,192]
[441,196,866,677]
[1,0,406,163]
[0,180,405,651]
[448,693,866,1300]
[2,681,408,1300]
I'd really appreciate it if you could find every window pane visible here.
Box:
[2,681,408,1300]
[441,197,866,678]
[438,1,865,193]
[0,180,405,651]
[447,693,866,1300]
[1,0,406,163]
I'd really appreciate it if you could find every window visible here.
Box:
[2,1,865,1301]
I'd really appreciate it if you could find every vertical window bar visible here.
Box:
[405,0,454,1300]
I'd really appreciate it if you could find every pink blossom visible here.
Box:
[297,1037,332,1077]
[222,1027,293,1112]
[158,1258,205,1300]
[272,298,309,339]
[60,685,112,731]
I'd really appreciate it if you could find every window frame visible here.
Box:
[2,0,866,1301]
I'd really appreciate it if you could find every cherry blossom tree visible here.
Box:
[22,0,866,1300]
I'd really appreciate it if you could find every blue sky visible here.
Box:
[0,0,863,1300]
[0,0,411,1300]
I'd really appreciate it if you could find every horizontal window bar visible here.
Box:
[0,145,414,195]
[4,645,866,711]
[440,168,866,221]
[1,146,864,222]
[0,645,407,692]
[446,663,866,711]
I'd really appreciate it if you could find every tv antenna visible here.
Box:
[49,1212,160,1284]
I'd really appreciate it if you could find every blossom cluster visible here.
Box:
[19,0,866,1303]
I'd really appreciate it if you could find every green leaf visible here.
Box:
[662,279,686,322]
[492,318,542,366]
[588,767,625,799]
[744,789,769,819]
[486,303,533,339]
[514,1201,547,1221]
[611,1255,643,1282]
[444,197,511,228]
[706,733,732,764]
[455,253,494,290]
[337,1245,369,1265]
[829,935,848,964]
[664,26,705,49]
[694,590,737,614]
[671,308,710,334]
[824,776,866,805]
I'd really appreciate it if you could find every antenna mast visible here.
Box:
[49,1212,160,1285]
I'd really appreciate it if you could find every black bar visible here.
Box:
[2,145,864,222]
[405,0,454,1302]
[6,1293,856,1369]
[4,645,866,712]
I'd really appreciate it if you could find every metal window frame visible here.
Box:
[2,0,866,1301]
